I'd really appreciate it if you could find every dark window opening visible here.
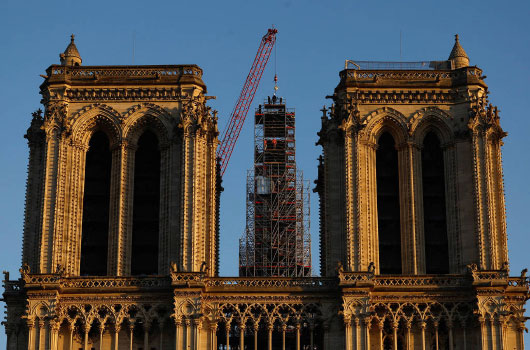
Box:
[376,132,402,274]
[80,131,111,276]
[131,130,160,275]
[422,132,449,274]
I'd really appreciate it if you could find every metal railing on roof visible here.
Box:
[345,60,452,70]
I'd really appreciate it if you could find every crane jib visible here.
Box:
[217,28,278,176]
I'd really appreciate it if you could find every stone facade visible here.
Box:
[1,36,528,350]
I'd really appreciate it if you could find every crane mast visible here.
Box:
[217,28,278,176]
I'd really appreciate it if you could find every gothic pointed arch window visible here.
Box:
[376,132,402,274]
[80,131,111,276]
[421,131,449,274]
[131,130,161,275]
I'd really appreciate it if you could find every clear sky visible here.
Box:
[1,0,529,347]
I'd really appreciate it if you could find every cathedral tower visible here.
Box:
[316,35,528,349]
[3,36,220,349]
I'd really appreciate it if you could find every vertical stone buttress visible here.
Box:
[22,111,46,272]
[178,99,218,275]
[316,106,346,276]
[39,102,67,273]
[469,101,508,270]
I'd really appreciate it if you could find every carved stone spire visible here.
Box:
[448,34,469,69]
[59,34,82,66]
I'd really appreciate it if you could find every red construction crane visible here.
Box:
[217,28,278,176]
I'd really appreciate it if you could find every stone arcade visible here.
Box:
[1,35,528,349]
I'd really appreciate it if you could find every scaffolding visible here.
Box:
[239,96,311,277]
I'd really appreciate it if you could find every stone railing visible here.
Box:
[22,274,61,286]
[61,276,171,289]
[339,273,469,288]
[2,280,23,293]
[338,272,374,286]
[205,277,337,290]
[507,277,529,288]
[470,270,509,286]
[47,65,203,79]
[8,270,526,294]
[374,275,468,288]
[171,272,205,287]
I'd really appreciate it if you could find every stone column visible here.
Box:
[447,321,453,350]
[345,318,352,350]
[433,321,439,350]
[195,319,202,350]
[420,321,426,350]
[50,320,60,350]
[185,319,191,350]
[40,127,61,273]
[158,142,172,274]
[144,322,150,350]
[323,323,330,350]
[226,322,231,350]
[210,323,218,350]
[363,318,370,350]
[359,140,379,273]
[377,322,384,350]
[398,141,421,274]
[175,320,182,350]
[239,323,245,350]
[392,322,398,350]
[267,323,273,350]
[98,323,105,350]
[518,322,525,350]
[296,323,301,350]
[281,324,286,350]
[489,318,496,350]
[108,141,132,275]
[405,322,411,350]
[129,324,134,350]
[253,324,259,350]
[38,320,46,350]
[478,316,486,350]
[114,324,120,350]
[354,318,360,350]
[84,322,90,350]
[27,319,36,350]
[69,322,75,350]
[500,319,507,350]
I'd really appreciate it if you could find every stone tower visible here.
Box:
[3,36,220,349]
[315,35,528,348]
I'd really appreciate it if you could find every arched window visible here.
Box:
[131,130,160,275]
[376,132,402,274]
[422,132,449,273]
[80,131,111,276]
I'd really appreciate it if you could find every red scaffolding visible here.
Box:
[239,96,311,277]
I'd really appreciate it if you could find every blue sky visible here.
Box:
[1,0,529,346]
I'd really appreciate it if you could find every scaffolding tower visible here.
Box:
[239,95,311,277]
